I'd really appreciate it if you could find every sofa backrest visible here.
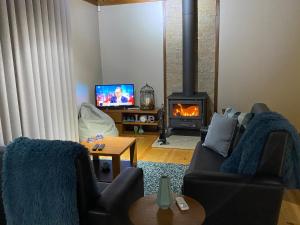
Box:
[250,103,270,114]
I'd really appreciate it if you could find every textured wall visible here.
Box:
[166,0,217,116]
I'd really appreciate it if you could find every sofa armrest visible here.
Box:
[183,170,284,225]
[97,167,144,212]
[184,170,283,186]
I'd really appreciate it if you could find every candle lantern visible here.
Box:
[140,83,155,110]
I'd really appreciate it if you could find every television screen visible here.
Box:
[95,84,134,107]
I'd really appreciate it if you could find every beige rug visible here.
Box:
[152,135,200,150]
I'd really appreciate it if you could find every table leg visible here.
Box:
[92,155,100,179]
[130,141,137,167]
[112,156,121,179]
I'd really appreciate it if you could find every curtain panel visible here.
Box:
[0,0,78,145]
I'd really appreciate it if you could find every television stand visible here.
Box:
[101,108,159,135]
[127,106,140,110]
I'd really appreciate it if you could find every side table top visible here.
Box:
[80,136,136,156]
[129,195,206,225]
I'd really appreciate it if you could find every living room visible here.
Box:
[0,0,300,225]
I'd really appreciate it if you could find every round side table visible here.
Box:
[129,195,206,225]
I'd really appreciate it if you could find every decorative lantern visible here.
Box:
[140,83,155,110]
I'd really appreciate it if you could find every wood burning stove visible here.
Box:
[168,92,207,130]
[167,0,208,131]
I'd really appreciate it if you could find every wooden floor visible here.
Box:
[279,190,300,225]
[112,135,300,225]
[118,135,194,164]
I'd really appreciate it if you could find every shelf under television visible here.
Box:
[101,108,160,135]
[121,131,159,136]
[122,121,159,126]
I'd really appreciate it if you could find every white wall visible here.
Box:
[218,0,300,130]
[69,0,102,108]
[98,2,164,107]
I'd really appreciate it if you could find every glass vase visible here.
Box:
[156,176,173,209]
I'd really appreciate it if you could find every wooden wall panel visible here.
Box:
[83,0,98,5]
[84,0,164,6]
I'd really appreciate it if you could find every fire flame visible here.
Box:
[173,104,200,117]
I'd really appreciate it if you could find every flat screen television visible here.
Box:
[95,84,135,108]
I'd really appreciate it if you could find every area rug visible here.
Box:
[93,160,189,195]
[151,135,200,150]
[137,161,189,195]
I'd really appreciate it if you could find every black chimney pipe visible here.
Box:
[182,0,198,96]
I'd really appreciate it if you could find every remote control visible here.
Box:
[92,144,99,151]
[176,197,189,211]
[97,144,105,151]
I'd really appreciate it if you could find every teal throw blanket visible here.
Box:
[2,137,88,225]
[220,112,300,188]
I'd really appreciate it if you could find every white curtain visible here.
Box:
[0,0,78,145]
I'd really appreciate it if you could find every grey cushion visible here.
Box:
[237,112,254,129]
[224,107,254,129]
[224,107,254,151]
[224,107,238,119]
[203,113,237,157]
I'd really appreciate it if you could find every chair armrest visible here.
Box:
[97,167,144,212]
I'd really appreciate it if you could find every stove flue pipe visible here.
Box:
[182,0,198,97]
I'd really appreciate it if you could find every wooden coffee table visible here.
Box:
[129,195,206,225]
[81,136,137,179]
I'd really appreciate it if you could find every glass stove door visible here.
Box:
[172,104,201,117]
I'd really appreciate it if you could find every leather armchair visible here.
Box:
[0,147,6,225]
[0,146,144,225]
